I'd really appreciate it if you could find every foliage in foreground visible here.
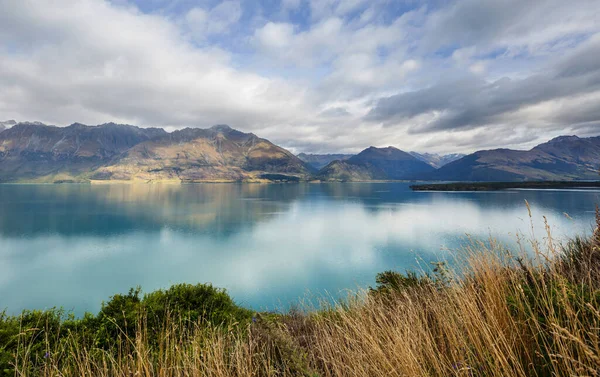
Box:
[2,210,600,376]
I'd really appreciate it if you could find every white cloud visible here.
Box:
[0,0,310,130]
[0,0,599,155]
[183,1,242,38]
[469,61,487,75]
[254,22,295,50]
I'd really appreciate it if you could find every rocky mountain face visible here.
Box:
[318,146,436,181]
[409,152,465,168]
[0,122,598,183]
[297,153,353,170]
[0,123,310,182]
[0,122,165,182]
[92,125,311,182]
[431,136,600,181]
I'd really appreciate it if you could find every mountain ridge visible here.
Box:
[0,122,310,183]
[317,146,436,181]
[0,121,598,182]
[430,135,600,181]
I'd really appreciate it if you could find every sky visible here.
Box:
[0,0,599,154]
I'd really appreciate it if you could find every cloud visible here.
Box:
[422,0,598,56]
[253,22,295,50]
[319,107,351,117]
[0,0,308,130]
[0,0,599,155]
[183,0,242,37]
[366,35,600,135]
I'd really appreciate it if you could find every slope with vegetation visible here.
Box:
[0,123,310,183]
[2,209,600,376]
[431,135,600,181]
[1,120,599,182]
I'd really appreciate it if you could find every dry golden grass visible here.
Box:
[12,209,600,377]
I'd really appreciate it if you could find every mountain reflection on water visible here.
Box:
[0,183,597,315]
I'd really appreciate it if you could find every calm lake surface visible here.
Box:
[1,183,598,315]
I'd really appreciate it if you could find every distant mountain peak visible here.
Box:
[431,135,600,181]
[318,145,435,181]
[67,122,88,129]
[297,153,353,170]
[409,151,466,168]
[0,121,309,183]
[99,122,136,128]
[547,135,580,143]
[0,120,17,132]
[353,145,412,161]
[210,124,233,132]
[17,121,48,126]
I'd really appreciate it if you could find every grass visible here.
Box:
[3,208,600,376]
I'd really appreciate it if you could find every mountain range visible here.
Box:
[0,122,309,182]
[317,147,435,181]
[299,152,464,170]
[431,136,600,181]
[0,121,598,183]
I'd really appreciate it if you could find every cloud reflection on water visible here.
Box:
[0,183,597,314]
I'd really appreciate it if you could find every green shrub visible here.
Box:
[0,309,66,377]
[0,283,252,375]
[370,270,432,295]
[143,283,253,328]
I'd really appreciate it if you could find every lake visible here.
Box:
[0,183,598,315]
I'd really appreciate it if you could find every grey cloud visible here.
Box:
[366,36,600,134]
[422,0,598,53]
[423,0,522,49]
[319,107,351,117]
[1,0,599,156]
[0,0,309,131]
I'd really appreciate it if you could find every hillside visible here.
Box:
[1,123,598,183]
[0,122,165,182]
[431,135,600,181]
[318,146,435,181]
[0,123,310,182]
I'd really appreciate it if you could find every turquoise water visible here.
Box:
[0,183,598,315]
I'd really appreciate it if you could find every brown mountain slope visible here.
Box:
[0,122,164,182]
[431,135,600,181]
[90,125,311,182]
[0,123,310,182]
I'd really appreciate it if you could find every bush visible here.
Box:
[143,283,253,328]
[0,309,66,377]
[0,283,252,375]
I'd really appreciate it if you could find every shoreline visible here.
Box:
[410,180,600,191]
